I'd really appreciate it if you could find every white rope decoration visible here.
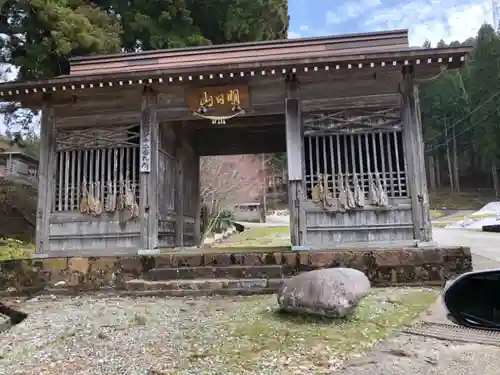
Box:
[193,105,245,124]
[192,110,245,124]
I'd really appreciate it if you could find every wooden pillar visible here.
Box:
[139,86,159,250]
[193,153,201,247]
[174,124,184,247]
[401,66,432,242]
[35,99,56,254]
[285,74,305,247]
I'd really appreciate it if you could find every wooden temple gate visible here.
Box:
[0,29,471,255]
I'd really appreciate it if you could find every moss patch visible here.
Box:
[194,288,440,373]
[430,210,446,219]
[217,226,291,247]
[430,190,494,210]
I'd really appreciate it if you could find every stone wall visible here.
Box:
[0,247,472,296]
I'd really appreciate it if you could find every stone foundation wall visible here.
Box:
[0,247,472,296]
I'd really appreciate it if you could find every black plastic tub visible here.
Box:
[444,269,500,330]
[0,302,27,333]
[482,224,500,233]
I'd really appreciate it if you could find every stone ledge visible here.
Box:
[145,265,286,280]
[0,246,472,296]
[125,278,277,291]
[0,279,448,298]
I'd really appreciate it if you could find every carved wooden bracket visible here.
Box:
[142,84,156,95]
[303,107,402,135]
[399,65,415,99]
[55,124,140,151]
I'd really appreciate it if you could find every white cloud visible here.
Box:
[326,11,342,25]
[288,31,301,39]
[299,25,309,31]
[326,0,382,25]
[365,0,492,46]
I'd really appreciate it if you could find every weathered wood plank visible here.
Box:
[193,153,201,246]
[139,87,159,250]
[35,102,55,253]
[285,76,303,247]
[285,101,302,180]
[401,66,425,241]
[303,204,414,245]
[302,94,400,111]
[174,123,184,247]
[401,69,431,242]
[413,85,432,240]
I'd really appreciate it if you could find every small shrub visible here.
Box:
[208,210,235,234]
[0,238,34,260]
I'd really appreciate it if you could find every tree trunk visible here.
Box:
[468,142,475,173]
[452,123,460,192]
[473,146,481,179]
[428,154,437,190]
[436,155,442,188]
[492,160,500,198]
[444,123,454,191]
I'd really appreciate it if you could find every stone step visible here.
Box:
[145,265,288,281]
[125,278,284,296]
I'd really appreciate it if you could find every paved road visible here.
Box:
[433,227,500,264]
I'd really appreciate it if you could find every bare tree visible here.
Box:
[200,155,265,214]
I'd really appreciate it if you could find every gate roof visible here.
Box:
[0,29,471,107]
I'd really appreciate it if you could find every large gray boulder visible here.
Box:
[277,268,371,318]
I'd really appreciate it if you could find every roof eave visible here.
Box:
[0,46,472,105]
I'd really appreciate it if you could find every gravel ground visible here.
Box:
[0,288,435,375]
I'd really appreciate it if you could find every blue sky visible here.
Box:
[288,0,493,46]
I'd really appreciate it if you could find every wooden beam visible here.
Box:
[400,65,431,242]
[302,94,400,111]
[198,137,285,156]
[35,100,55,254]
[56,112,140,128]
[174,123,184,247]
[185,114,284,129]
[413,83,433,241]
[193,153,201,246]
[196,124,283,136]
[2,45,470,107]
[285,78,302,181]
[196,125,286,156]
[285,74,305,247]
[139,86,159,250]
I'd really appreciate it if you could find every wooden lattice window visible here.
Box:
[53,125,140,212]
[303,108,408,200]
